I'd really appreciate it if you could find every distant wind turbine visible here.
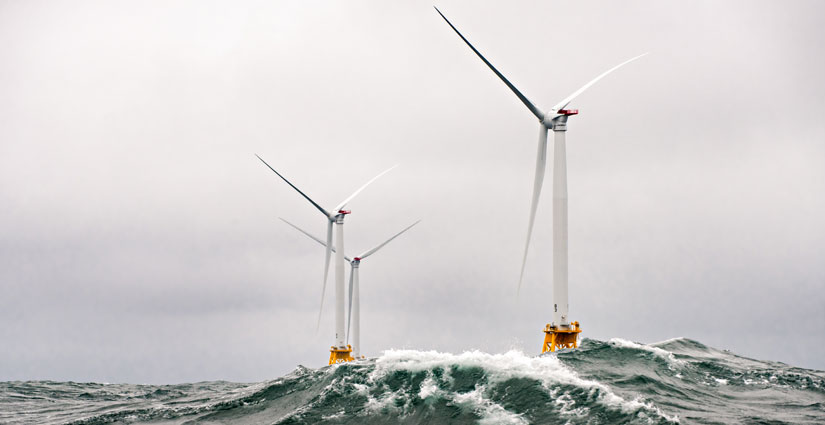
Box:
[435,7,646,350]
[256,154,395,363]
[280,218,420,359]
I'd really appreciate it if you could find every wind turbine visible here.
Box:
[256,154,395,363]
[280,218,420,359]
[434,7,646,352]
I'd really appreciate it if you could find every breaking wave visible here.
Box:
[2,338,823,424]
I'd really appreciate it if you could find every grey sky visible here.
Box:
[1,0,823,384]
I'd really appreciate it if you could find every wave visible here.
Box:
[1,337,823,424]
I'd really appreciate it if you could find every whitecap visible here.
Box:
[608,338,686,368]
[418,375,440,400]
[371,348,679,423]
[450,385,528,425]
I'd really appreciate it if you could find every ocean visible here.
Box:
[2,337,823,424]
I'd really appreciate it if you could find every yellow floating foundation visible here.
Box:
[541,321,582,353]
[328,345,354,365]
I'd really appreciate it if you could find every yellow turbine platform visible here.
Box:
[328,345,354,365]
[541,321,582,353]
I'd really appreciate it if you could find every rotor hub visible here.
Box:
[543,113,570,130]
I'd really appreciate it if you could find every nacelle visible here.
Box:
[542,110,575,129]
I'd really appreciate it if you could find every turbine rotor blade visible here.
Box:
[334,165,398,212]
[256,154,332,218]
[346,263,354,345]
[280,217,328,247]
[552,53,648,111]
[317,219,334,331]
[279,218,352,262]
[518,125,549,294]
[434,7,545,122]
[358,220,421,260]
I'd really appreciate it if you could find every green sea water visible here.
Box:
[2,338,823,424]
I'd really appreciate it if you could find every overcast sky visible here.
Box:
[1,0,824,384]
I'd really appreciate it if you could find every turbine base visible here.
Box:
[541,321,581,353]
[328,345,355,365]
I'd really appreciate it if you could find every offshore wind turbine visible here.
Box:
[280,218,420,359]
[435,7,646,352]
[256,154,395,363]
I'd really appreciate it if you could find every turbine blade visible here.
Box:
[434,7,545,122]
[256,154,332,218]
[346,263,354,345]
[316,220,334,331]
[279,218,352,262]
[334,165,398,212]
[518,126,549,294]
[358,220,421,260]
[280,218,328,247]
[552,53,648,111]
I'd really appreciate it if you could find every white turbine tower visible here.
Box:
[435,7,646,352]
[256,155,395,363]
[280,218,420,359]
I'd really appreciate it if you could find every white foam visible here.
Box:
[608,338,686,368]
[321,410,345,420]
[373,349,585,389]
[553,389,590,417]
[352,383,369,396]
[450,385,528,425]
[372,348,679,423]
[365,384,408,415]
[418,376,439,400]
[650,337,688,347]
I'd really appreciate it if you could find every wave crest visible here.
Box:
[5,337,825,424]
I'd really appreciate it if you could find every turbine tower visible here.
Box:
[281,218,420,358]
[256,155,395,363]
[435,7,645,352]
